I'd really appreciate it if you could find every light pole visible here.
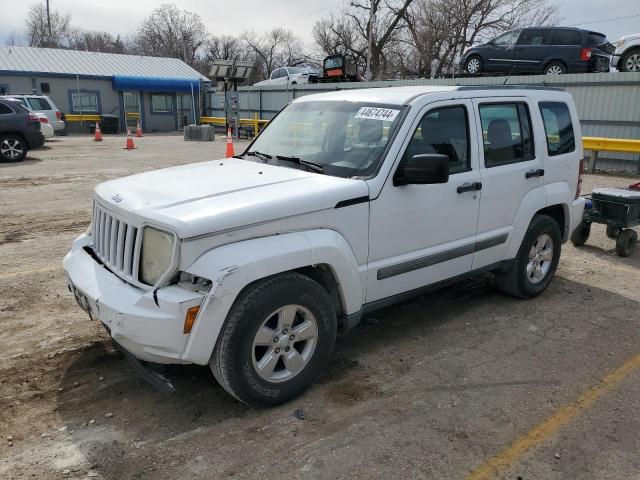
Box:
[46,0,53,47]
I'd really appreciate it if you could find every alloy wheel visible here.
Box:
[0,139,24,160]
[251,304,318,383]
[625,53,640,72]
[466,58,480,74]
[546,65,563,75]
[527,234,554,284]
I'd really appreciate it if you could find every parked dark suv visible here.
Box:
[0,98,45,161]
[459,27,613,76]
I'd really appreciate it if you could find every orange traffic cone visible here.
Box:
[94,122,102,142]
[123,128,136,150]
[225,127,234,158]
[135,120,143,138]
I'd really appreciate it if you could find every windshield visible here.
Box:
[246,101,405,178]
[287,67,308,74]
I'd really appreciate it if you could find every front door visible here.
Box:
[484,29,521,73]
[123,91,141,130]
[177,94,195,128]
[471,97,545,270]
[366,99,481,303]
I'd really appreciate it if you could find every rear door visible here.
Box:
[471,97,545,269]
[513,29,551,72]
[551,29,583,71]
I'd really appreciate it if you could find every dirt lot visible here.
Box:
[1,134,639,480]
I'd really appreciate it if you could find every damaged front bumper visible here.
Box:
[63,233,206,365]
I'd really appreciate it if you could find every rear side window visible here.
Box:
[28,97,52,110]
[479,103,535,168]
[539,102,575,156]
[553,30,581,46]
[518,30,551,46]
[0,102,13,114]
[587,33,606,47]
[404,105,470,174]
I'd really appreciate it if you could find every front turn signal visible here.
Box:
[183,306,200,334]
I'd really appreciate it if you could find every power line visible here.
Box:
[280,0,344,27]
[570,13,640,27]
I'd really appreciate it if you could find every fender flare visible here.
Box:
[180,229,363,365]
[505,186,547,258]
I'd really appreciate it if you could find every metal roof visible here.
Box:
[0,46,209,81]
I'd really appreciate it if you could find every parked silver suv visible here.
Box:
[0,94,65,132]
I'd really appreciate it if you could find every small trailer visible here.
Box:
[571,185,640,257]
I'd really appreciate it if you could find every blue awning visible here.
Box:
[112,76,201,93]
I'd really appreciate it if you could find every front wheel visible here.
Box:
[496,214,562,299]
[0,135,27,162]
[620,49,640,72]
[210,273,337,406]
[616,229,637,257]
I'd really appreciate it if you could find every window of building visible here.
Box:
[539,102,575,156]
[151,94,174,113]
[403,105,470,175]
[123,92,140,110]
[479,103,535,167]
[27,97,52,110]
[0,84,9,95]
[70,91,99,113]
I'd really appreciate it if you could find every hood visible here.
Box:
[95,158,369,239]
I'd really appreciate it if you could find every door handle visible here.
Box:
[457,182,482,194]
[525,168,545,179]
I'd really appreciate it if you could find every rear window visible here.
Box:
[28,97,52,110]
[553,30,581,46]
[539,102,575,156]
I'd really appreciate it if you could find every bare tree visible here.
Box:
[25,0,72,48]
[244,28,311,79]
[68,30,126,53]
[131,3,208,66]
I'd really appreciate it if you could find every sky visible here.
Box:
[0,0,638,47]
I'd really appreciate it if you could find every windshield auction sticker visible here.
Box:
[355,107,400,122]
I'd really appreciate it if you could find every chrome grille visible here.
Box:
[92,202,140,282]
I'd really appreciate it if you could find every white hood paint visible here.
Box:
[95,159,369,239]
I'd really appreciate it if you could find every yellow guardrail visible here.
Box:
[125,111,140,119]
[582,136,640,173]
[64,114,101,122]
[200,113,269,137]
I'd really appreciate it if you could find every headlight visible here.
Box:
[139,227,175,285]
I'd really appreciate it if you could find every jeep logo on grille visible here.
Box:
[111,194,123,203]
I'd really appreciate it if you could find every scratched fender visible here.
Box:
[180,229,363,365]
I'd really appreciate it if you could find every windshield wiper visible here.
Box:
[275,155,325,174]
[245,151,272,162]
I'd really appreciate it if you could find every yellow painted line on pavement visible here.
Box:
[466,353,640,480]
[0,264,61,280]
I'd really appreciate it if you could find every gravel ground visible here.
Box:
[1,134,639,479]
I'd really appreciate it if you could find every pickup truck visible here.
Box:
[64,85,585,405]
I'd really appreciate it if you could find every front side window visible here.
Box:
[479,103,535,167]
[151,94,174,113]
[403,106,470,175]
[246,101,404,178]
[27,97,52,110]
[71,92,99,113]
[539,102,575,156]
[494,30,522,46]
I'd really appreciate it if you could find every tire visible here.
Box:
[465,56,482,75]
[570,220,591,247]
[544,62,566,75]
[496,214,562,299]
[0,134,28,162]
[615,229,637,257]
[606,225,620,239]
[620,49,640,72]
[210,272,337,406]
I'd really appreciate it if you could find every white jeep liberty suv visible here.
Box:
[64,86,585,405]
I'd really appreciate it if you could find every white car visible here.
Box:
[36,113,54,140]
[64,86,585,405]
[253,66,315,86]
[0,94,65,131]
[612,33,640,71]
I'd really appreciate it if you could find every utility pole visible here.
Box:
[46,0,53,47]
[364,1,376,81]
[364,0,378,81]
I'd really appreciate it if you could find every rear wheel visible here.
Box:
[620,49,640,72]
[606,225,620,239]
[210,273,337,406]
[544,62,566,75]
[0,134,27,162]
[465,56,482,75]
[615,229,637,257]
[496,214,562,299]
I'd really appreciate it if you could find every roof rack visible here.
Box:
[456,85,565,92]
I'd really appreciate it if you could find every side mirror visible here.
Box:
[394,153,449,186]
